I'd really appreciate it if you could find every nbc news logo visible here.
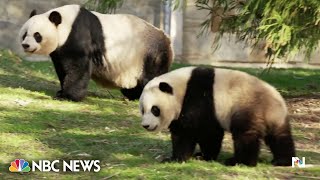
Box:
[9,159,100,172]
[292,157,305,168]
[9,159,31,172]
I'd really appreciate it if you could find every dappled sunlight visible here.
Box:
[0,133,64,163]
[0,52,320,179]
[36,131,170,163]
[0,106,140,134]
[101,156,287,179]
[0,89,140,116]
[0,73,58,96]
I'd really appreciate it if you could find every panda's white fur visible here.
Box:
[20,5,80,54]
[19,5,173,101]
[91,13,160,88]
[140,67,194,131]
[140,66,295,166]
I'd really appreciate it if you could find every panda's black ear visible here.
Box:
[49,11,62,26]
[29,10,37,18]
[159,82,173,94]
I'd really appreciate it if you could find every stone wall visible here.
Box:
[181,0,267,63]
[180,0,320,65]
[116,0,162,28]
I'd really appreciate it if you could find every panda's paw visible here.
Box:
[225,157,237,166]
[54,90,66,100]
[161,157,186,163]
[271,159,291,166]
[54,91,84,102]
[193,152,204,160]
[55,90,63,96]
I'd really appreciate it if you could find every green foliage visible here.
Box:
[84,0,320,64]
[85,0,124,13]
[195,0,320,63]
[172,0,186,10]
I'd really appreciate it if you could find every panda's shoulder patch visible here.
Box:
[188,67,215,89]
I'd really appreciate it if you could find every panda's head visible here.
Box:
[19,10,62,55]
[139,81,180,132]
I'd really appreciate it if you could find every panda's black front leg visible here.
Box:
[51,54,92,101]
[51,55,66,96]
[120,83,144,100]
[163,132,196,163]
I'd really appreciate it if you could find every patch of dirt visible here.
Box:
[287,97,320,123]
[286,97,320,153]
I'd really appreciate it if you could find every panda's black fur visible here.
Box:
[140,67,296,166]
[50,7,105,101]
[169,67,295,166]
[169,68,225,162]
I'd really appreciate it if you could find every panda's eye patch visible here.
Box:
[151,106,160,117]
[22,32,27,40]
[34,32,42,43]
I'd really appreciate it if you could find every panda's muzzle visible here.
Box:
[22,43,30,49]
[22,43,36,53]
[142,125,158,131]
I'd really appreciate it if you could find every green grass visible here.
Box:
[0,49,319,179]
[173,63,320,97]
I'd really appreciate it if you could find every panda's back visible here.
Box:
[91,12,168,51]
[213,68,287,131]
[91,12,171,88]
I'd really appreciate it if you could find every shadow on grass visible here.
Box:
[0,54,115,100]
[0,56,59,97]
[0,72,124,101]
[3,104,302,166]
[0,105,245,167]
[2,103,320,180]
[0,74,58,96]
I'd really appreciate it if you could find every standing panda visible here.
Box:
[19,4,173,101]
[139,66,295,166]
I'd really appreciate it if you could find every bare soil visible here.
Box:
[287,97,320,122]
[287,97,320,153]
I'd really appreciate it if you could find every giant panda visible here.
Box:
[19,4,173,101]
[139,66,295,166]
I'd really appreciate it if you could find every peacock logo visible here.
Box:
[9,159,31,172]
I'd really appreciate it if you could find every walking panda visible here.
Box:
[139,66,295,166]
[19,4,173,101]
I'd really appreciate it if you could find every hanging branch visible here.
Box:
[194,0,320,64]
[85,0,124,14]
